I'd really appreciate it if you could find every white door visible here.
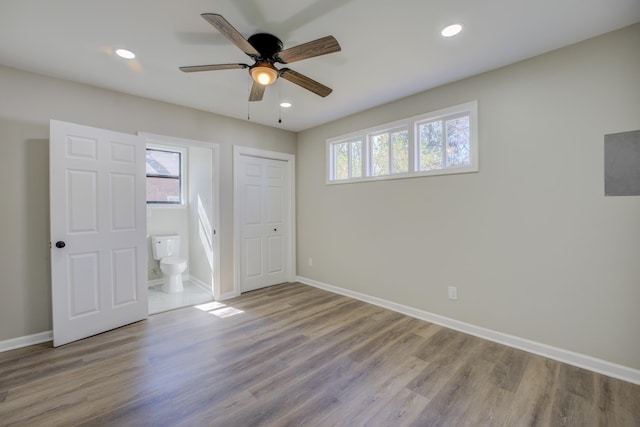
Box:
[236,151,292,292]
[50,120,147,347]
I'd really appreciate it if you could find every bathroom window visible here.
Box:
[146,148,183,204]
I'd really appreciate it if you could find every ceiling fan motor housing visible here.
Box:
[247,33,283,60]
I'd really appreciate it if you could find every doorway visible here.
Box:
[141,133,221,314]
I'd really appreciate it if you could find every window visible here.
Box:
[327,101,477,183]
[146,148,183,204]
[369,127,409,176]
[331,139,363,180]
[418,115,471,171]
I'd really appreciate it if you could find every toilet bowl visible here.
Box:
[151,235,188,293]
[160,256,187,293]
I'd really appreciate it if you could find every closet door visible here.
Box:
[235,149,293,293]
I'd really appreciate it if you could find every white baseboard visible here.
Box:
[297,276,640,386]
[0,331,52,353]
[218,290,240,301]
[189,276,213,293]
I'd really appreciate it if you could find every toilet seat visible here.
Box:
[160,257,187,268]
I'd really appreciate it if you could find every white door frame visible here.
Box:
[140,132,221,301]
[233,146,296,297]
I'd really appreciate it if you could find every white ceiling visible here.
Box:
[1,0,639,132]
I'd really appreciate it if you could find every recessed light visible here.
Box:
[115,48,136,59]
[280,102,292,108]
[441,24,463,38]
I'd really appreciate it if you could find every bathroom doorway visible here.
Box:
[141,133,220,314]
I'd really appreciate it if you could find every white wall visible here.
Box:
[0,65,295,342]
[188,145,215,288]
[296,24,640,371]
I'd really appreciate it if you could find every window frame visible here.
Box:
[330,138,365,181]
[146,144,187,207]
[326,101,478,184]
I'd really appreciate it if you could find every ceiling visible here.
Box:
[1,1,639,132]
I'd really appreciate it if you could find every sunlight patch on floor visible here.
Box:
[195,301,244,318]
[194,301,226,311]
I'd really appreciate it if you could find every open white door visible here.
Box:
[50,120,147,347]
[235,147,295,293]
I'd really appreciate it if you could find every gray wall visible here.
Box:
[0,65,295,342]
[296,24,640,370]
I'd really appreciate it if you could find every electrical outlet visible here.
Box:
[308,257,313,267]
[448,286,458,300]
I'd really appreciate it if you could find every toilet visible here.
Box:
[151,235,187,293]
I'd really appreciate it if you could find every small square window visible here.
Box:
[146,148,182,204]
[331,139,363,180]
[369,128,409,176]
[417,115,471,172]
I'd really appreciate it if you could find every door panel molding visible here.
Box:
[50,120,147,346]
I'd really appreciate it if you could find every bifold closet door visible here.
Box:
[236,153,291,292]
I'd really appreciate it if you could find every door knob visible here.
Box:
[55,241,66,248]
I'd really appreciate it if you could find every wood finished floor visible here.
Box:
[1,282,639,426]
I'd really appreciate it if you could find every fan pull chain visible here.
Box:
[247,77,251,121]
[278,81,282,124]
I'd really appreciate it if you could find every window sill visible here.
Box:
[146,203,187,211]
[327,165,478,185]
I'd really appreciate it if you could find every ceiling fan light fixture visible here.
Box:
[250,63,278,86]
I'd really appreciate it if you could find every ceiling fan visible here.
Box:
[179,13,341,102]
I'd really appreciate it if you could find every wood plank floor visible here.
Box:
[1,282,638,426]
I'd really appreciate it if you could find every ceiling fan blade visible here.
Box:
[249,81,266,102]
[201,13,260,57]
[279,68,332,97]
[276,36,341,64]
[179,63,249,73]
